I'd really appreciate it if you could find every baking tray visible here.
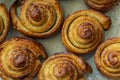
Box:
[1,0,120,80]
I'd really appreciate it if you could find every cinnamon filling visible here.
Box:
[78,23,92,39]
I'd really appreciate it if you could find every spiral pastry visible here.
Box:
[95,37,120,79]
[86,0,119,12]
[0,3,10,43]
[0,37,47,80]
[38,53,92,80]
[62,9,111,54]
[10,0,63,38]
[95,38,120,79]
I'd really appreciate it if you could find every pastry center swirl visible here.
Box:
[78,23,92,39]
[9,47,30,67]
[28,4,42,22]
[54,64,72,78]
[108,52,120,65]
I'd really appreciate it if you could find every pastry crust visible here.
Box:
[0,3,10,43]
[95,37,120,79]
[10,0,63,38]
[62,9,111,54]
[86,0,119,12]
[38,52,92,80]
[0,37,47,80]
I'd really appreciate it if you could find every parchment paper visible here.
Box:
[0,0,120,80]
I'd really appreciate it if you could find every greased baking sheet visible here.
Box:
[1,0,120,80]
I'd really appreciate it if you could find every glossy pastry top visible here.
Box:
[0,37,47,80]
[10,0,63,38]
[38,53,92,80]
[86,0,120,12]
[62,9,111,54]
[0,3,10,43]
[95,38,120,79]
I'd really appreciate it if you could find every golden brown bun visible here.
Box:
[0,3,10,43]
[0,37,47,80]
[62,9,111,54]
[38,52,92,80]
[95,37,120,79]
[10,0,63,38]
[86,0,119,12]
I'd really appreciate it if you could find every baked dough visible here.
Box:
[62,9,111,54]
[38,53,92,80]
[10,0,63,38]
[95,37,120,79]
[0,37,47,80]
[0,3,10,43]
[86,0,119,12]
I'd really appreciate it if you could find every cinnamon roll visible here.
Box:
[62,9,111,54]
[38,53,92,80]
[86,0,119,12]
[0,3,10,43]
[95,38,120,79]
[10,0,63,38]
[0,37,47,80]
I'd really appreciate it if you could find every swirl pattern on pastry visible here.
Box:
[0,37,47,80]
[38,53,92,80]
[0,3,10,43]
[95,38,120,79]
[62,9,111,54]
[86,0,119,12]
[10,0,63,38]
